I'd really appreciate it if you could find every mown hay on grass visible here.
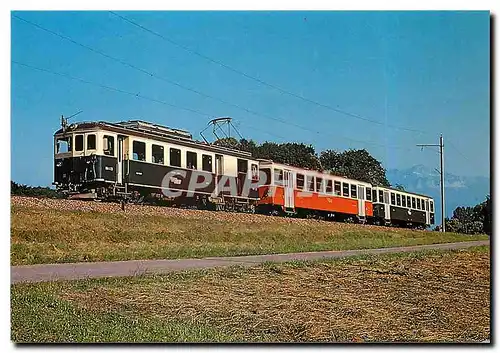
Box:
[61,248,490,342]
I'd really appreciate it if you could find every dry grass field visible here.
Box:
[11,196,488,265]
[11,246,490,342]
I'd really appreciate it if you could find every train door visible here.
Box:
[425,200,430,225]
[358,185,365,218]
[215,154,223,196]
[383,191,391,221]
[283,170,294,210]
[117,136,124,184]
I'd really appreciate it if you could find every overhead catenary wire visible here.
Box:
[109,11,430,135]
[13,14,417,153]
[11,60,290,143]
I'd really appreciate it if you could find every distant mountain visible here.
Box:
[386,165,490,221]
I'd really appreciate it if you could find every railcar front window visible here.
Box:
[417,198,421,210]
[75,135,84,152]
[402,195,407,207]
[334,181,341,196]
[372,189,377,202]
[366,187,372,201]
[202,155,213,172]
[407,196,411,208]
[430,201,434,212]
[379,190,384,203]
[412,197,416,209]
[103,135,114,156]
[56,137,72,153]
[170,148,181,167]
[396,194,401,206]
[152,144,164,164]
[87,134,96,150]
[390,192,395,205]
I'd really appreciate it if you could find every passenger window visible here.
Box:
[390,192,395,205]
[152,144,164,164]
[187,151,197,169]
[87,134,96,150]
[326,180,333,194]
[351,185,357,198]
[202,154,212,172]
[251,164,259,180]
[103,135,114,156]
[307,176,315,192]
[396,194,401,206]
[334,181,341,196]
[237,159,248,175]
[430,201,434,212]
[372,189,377,202]
[56,136,72,153]
[274,169,283,185]
[133,141,146,161]
[75,135,84,152]
[296,173,305,190]
[316,177,323,193]
[170,148,181,167]
[411,197,416,209]
[402,195,407,207]
[366,187,372,201]
[379,190,384,203]
[342,183,349,197]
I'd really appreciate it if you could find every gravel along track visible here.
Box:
[11,196,431,231]
[11,240,489,284]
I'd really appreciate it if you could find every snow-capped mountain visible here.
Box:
[386,165,490,220]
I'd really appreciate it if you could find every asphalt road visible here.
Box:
[11,240,489,284]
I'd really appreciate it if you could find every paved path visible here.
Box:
[11,240,489,284]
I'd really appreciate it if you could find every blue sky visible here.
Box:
[11,11,490,187]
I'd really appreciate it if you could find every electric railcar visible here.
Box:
[53,119,435,228]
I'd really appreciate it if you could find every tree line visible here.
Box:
[442,195,491,235]
[215,137,391,186]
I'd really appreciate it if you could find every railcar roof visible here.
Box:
[373,185,433,199]
[54,120,256,160]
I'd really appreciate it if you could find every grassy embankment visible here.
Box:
[11,246,490,342]
[11,200,488,265]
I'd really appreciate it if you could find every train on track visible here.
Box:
[53,119,435,229]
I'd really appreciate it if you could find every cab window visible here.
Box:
[396,194,401,206]
[366,187,372,201]
[390,192,395,205]
[372,189,378,202]
[56,136,72,153]
[202,155,213,172]
[402,195,407,207]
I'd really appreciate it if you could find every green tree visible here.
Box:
[320,149,390,186]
